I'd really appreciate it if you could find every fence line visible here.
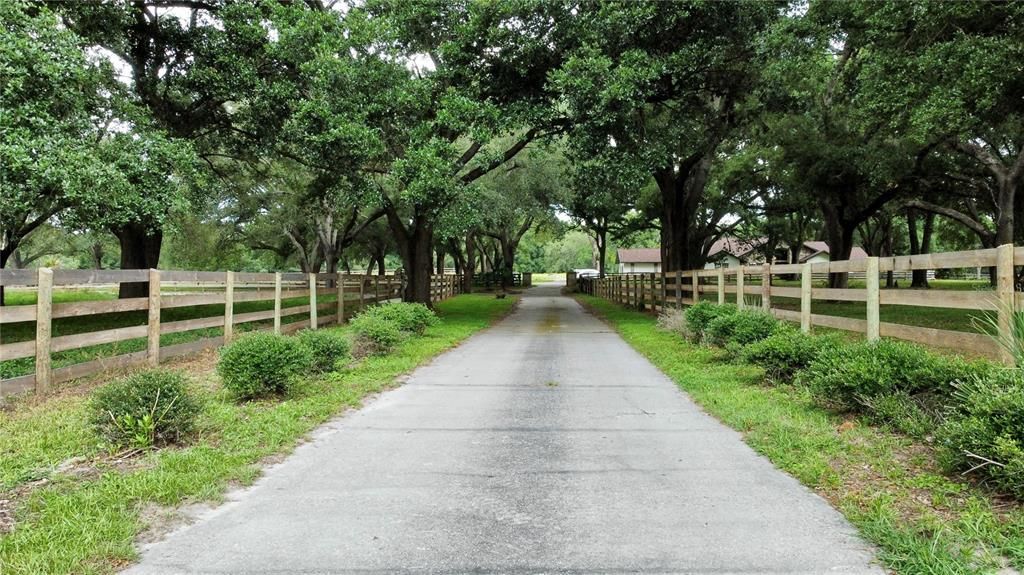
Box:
[0,270,462,398]
[579,244,1019,364]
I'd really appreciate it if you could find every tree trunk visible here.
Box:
[596,228,608,278]
[463,233,476,294]
[908,209,935,288]
[656,152,715,272]
[377,250,386,275]
[435,246,445,275]
[386,207,435,305]
[113,224,162,298]
[821,214,855,289]
[500,235,516,290]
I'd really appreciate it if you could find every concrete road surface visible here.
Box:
[126,283,882,574]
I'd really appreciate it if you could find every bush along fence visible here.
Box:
[579,244,1020,363]
[0,269,462,397]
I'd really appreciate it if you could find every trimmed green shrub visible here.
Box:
[684,301,736,342]
[741,330,840,382]
[364,302,439,334]
[706,309,780,347]
[799,339,982,412]
[350,313,405,355]
[297,329,351,372]
[217,332,311,399]
[937,369,1024,498]
[89,369,200,448]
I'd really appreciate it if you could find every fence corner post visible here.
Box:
[34,267,53,393]
[717,267,725,305]
[761,264,771,311]
[336,273,345,324]
[273,272,282,334]
[736,266,745,309]
[147,269,161,366]
[309,273,318,330]
[691,270,700,306]
[997,243,1015,365]
[800,263,812,333]
[224,271,234,344]
[866,257,880,342]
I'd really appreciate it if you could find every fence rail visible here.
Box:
[0,269,462,398]
[579,244,1019,363]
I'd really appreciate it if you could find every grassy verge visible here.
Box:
[0,293,516,574]
[576,294,1023,574]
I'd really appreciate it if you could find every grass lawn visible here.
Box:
[576,294,1024,574]
[0,293,516,574]
[530,273,564,283]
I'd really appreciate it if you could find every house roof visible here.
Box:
[617,248,661,263]
[708,236,766,258]
[799,241,869,262]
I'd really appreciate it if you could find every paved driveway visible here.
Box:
[126,283,882,574]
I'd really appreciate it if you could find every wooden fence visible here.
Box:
[579,244,1020,363]
[0,269,462,398]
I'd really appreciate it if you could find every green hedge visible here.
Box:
[217,332,311,400]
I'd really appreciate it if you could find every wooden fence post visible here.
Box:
[273,272,282,334]
[650,272,657,311]
[675,270,682,308]
[997,243,1015,365]
[147,269,161,366]
[309,273,318,330]
[762,264,771,311]
[691,270,700,306]
[866,257,880,342]
[358,277,365,311]
[34,267,53,393]
[337,273,345,324]
[800,263,812,333]
[736,266,745,309]
[717,267,725,305]
[224,271,234,344]
[660,271,666,310]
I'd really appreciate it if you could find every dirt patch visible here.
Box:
[136,501,216,546]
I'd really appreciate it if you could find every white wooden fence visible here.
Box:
[0,269,462,397]
[580,244,1019,363]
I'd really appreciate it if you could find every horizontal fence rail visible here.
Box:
[0,269,462,398]
[579,244,1019,363]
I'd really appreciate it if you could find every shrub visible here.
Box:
[861,391,937,439]
[706,309,780,347]
[656,308,694,341]
[350,313,405,355]
[364,302,439,334]
[741,330,840,382]
[297,329,351,372]
[684,301,736,342]
[799,339,982,412]
[217,332,311,399]
[89,369,200,449]
[936,369,1024,498]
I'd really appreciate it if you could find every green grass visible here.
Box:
[0,293,516,574]
[576,294,1024,574]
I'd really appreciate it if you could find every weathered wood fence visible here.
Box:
[0,269,461,397]
[580,244,1020,362]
